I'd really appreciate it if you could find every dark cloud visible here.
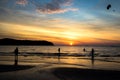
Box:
[16,0,78,14]
[33,0,78,14]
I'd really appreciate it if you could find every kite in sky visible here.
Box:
[107,4,111,10]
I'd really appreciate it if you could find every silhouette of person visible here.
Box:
[83,48,86,52]
[58,48,61,60]
[91,48,95,67]
[14,47,19,66]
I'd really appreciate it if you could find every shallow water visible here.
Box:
[0,55,120,71]
[0,46,120,70]
[0,46,120,56]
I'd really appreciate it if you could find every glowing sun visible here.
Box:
[70,42,73,46]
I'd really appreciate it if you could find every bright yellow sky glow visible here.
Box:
[0,21,120,45]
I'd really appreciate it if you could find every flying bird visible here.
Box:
[107,4,111,10]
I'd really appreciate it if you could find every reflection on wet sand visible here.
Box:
[0,55,120,70]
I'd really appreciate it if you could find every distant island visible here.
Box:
[0,38,54,46]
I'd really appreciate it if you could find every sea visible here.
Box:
[0,46,120,70]
[0,46,120,56]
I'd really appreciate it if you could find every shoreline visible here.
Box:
[0,52,120,57]
[0,55,120,71]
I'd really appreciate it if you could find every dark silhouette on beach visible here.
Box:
[0,38,54,46]
[91,48,95,67]
[58,48,61,62]
[14,47,19,66]
[83,48,86,52]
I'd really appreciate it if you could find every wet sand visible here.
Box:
[0,63,120,80]
[53,67,120,80]
[0,55,120,80]
[0,64,59,80]
[0,65,35,72]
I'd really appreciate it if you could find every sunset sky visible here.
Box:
[0,0,120,46]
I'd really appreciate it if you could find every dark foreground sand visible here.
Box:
[0,64,120,80]
[53,67,120,80]
[0,65,35,72]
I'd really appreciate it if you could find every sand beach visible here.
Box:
[0,55,120,80]
[0,63,120,80]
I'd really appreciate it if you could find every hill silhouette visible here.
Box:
[0,38,54,46]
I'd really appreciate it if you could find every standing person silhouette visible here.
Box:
[91,48,95,67]
[14,47,19,66]
[58,48,61,60]
[83,48,86,52]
